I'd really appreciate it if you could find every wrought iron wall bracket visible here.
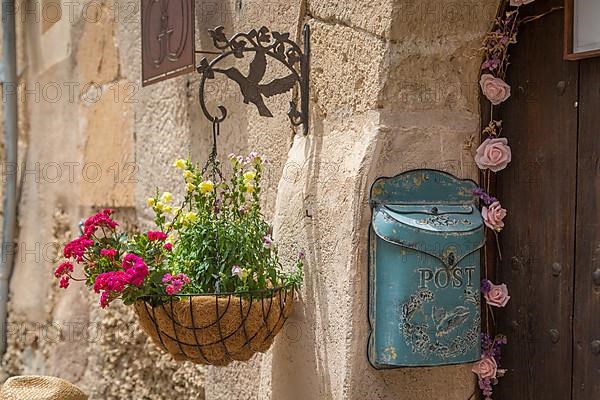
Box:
[196,24,310,135]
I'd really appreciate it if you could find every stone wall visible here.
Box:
[1,0,499,399]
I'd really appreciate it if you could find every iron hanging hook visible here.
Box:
[211,118,220,158]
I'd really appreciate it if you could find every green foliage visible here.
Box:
[150,153,304,294]
[56,153,304,308]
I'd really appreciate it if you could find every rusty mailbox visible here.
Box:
[368,169,484,368]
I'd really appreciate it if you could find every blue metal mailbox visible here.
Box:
[368,169,484,368]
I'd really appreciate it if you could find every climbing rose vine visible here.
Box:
[474,0,536,398]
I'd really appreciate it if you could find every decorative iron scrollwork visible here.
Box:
[196,25,310,135]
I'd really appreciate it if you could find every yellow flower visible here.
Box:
[173,159,186,170]
[161,192,173,203]
[183,170,194,181]
[243,170,256,181]
[199,180,214,194]
[163,205,172,214]
[155,202,164,211]
[172,207,181,215]
[241,269,250,281]
[246,182,255,193]
[186,182,196,193]
[146,198,155,207]
[184,211,198,224]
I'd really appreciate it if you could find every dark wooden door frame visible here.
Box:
[572,57,600,400]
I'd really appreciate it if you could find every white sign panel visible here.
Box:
[573,0,600,55]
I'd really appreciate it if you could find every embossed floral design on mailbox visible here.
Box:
[368,169,485,368]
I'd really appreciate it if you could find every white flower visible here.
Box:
[231,265,243,278]
[263,235,273,249]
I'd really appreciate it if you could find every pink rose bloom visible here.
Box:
[484,282,511,307]
[482,201,507,231]
[475,137,511,172]
[472,356,498,379]
[510,0,534,6]
[480,74,511,105]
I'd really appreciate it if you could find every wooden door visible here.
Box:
[494,2,600,399]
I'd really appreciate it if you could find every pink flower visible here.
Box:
[482,201,507,231]
[166,285,176,296]
[162,273,189,295]
[92,253,148,302]
[472,356,498,380]
[59,275,70,289]
[147,231,167,241]
[475,138,512,172]
[99,291,110,308]
[63,236,94,262]
[510,0,534,6]
[484,282,511,307]
[83,209,118,237]
[93,271,128,293]
[163,242,173,251]
[176,273,190,284]
[121,253,149,286]
[100,248,117,259]
[231,265,243,278]
[480,74,511,105]
[125,263,148,286]
[54,261,74,278]
[171,279,184,292]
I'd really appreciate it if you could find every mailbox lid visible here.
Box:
[382,204,481,232]
[370,169,478,205]
[372,204,485,266]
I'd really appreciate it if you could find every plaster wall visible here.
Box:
[1,0,499,398]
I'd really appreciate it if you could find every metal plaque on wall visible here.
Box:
[141,0,195,86]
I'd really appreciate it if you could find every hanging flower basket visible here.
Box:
[53,151,304,366]
[134,286,294,365]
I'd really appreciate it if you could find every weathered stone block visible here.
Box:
[80,81,135,207]
[76,1,119,85]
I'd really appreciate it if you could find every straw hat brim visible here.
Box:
[0,375,88,400]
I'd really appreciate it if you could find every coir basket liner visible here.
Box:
[134,286,295,366]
